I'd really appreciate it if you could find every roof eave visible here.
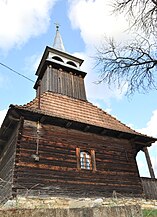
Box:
[0,107,21,151]
[9,105,157,145]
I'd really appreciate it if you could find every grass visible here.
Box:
[143,209,157,217]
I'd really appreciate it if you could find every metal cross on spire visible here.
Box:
[53,22,65,51]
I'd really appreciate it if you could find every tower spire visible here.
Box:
[53,23,65,51]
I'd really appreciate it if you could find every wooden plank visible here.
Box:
[12,120,143,198]
[141,178,157,199]
[0,121,21,203]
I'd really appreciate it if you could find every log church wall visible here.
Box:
[13,120,143,198]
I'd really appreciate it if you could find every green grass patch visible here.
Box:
[143,209,157,217]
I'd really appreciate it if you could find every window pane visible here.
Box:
[80,151,91,170]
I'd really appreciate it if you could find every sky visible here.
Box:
[0,0,157,178]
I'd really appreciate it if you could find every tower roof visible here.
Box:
[34,25,85,100]
[53,24,65,51]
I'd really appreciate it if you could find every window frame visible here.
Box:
[76,147,96,171]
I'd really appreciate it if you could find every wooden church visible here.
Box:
[0,26,156,204]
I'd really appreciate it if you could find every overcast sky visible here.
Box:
[0,0,157,177]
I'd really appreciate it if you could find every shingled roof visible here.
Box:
[15,91,146,137]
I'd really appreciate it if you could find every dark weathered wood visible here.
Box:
[91,150,96,171]
[11,120,143,198]
[37,67,87,100]
[141,177,157,199]
[84,125,90,132]
[76,147,80,170]
[0,117,23,204]
[65,122,72,128]
[143,147,155,179]
[37,80,41,109]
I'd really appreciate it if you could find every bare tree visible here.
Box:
[97,0,157,95]
[113,0,157,36]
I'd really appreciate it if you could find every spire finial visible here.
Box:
[53,23,65,51]
[54,22,60,31]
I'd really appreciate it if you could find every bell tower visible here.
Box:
[34,25,87,101]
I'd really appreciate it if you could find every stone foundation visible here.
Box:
[1,196,157,210]
[0,206,142,217]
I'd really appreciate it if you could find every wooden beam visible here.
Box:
[76,147,80,170]
[8,115,20,122]
[100,129,107,135]
[84,125,90,132]
[130,136,139,142]
[0,138,7,143]
[65,122,72,128]
[10,109,20,119]
[91,150,96,171]
[143,147,155,179]
[38,80,41,109]
[40,116,46,123]
[117,133,124,138]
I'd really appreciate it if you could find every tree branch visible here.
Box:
[96,36,157,95]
